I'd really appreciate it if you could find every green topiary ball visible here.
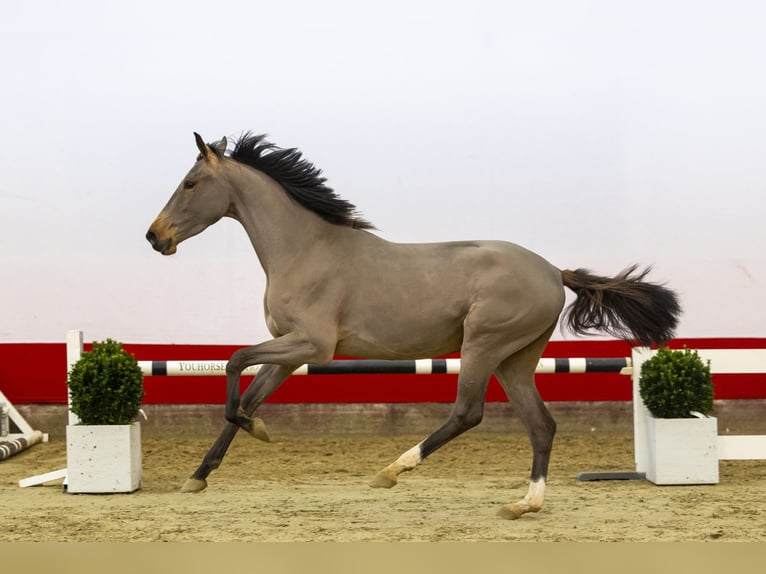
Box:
[638,347,713,419]
[67,339,144,425]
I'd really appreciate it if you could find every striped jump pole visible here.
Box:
[137,357,633,377]
[0,388,47,463]
[1,431,44,462]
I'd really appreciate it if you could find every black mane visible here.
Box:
[228,133,375,230]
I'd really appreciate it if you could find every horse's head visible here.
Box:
[146,133,232,255]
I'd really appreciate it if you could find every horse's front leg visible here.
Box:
[181,364,293,493]
[224,333,333,436]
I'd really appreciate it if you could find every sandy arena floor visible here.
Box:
[2,428,765,542]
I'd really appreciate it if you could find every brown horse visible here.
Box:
[147,132,680,519]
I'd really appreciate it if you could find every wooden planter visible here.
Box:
[644,415,719,485]
[66,422,142,493]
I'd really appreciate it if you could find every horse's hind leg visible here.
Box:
[370,356,493,488]
[181,364,291,493]
[493,325,557,519]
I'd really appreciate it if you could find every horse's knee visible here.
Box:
[454,403,484,431]
[463,411,483,431]
[534,418,556,440]
[530,417,556,450]
[543,413,556,436]
[225,355,244,377]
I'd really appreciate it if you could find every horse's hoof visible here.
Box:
[369,469,398,489]
[180,478,208,493]
[497,504,523,520]
[249,417,270,442]
[497,503,540,520]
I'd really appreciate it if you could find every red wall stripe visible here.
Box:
[1,338,764,404]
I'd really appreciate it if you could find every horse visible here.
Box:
[146,132,680,519]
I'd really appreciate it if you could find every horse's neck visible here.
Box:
[227,165,335,275]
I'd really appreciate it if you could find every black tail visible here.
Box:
[561,265,681,346]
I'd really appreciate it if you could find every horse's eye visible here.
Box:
[183,180,195,190]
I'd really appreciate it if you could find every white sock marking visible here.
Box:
[396,443,423,471]
[524,478,546,508]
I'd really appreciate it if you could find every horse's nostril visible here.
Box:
[146,230,157,245]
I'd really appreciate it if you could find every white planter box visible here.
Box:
[645,416,719,485]
[66,422,142,493]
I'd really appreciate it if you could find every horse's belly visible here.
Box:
[334,315,464,360]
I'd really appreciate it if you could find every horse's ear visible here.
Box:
[194,132,226,161]
[211,136,227,156]
[194,132,209,158]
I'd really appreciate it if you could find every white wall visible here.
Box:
[2,1,764,344]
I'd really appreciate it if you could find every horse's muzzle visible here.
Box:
[145,229,176,255]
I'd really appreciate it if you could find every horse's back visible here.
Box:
[371,236,562,293]
[342,234,563,302]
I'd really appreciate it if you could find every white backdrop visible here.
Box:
[1,1,764,344]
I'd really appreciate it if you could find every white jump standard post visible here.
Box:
[579,347,766,482]
[18,330,83,488]
[635,348,766,470]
